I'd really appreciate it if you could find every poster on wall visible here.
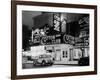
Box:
[11,1,97,79]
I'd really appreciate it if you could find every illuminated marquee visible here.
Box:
[53,13,61,32]
[63,34,75,44]
[32,34,75,46]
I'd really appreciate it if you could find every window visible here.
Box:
[63,51,64,58]
[66,51,67,57]
[63,51,68,58]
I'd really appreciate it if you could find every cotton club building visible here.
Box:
[30,24,83,65]
[29,13,89,65]
[31,33,79,64]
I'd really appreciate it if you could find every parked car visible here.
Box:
[33,54,54,66]
[78,57,89,66]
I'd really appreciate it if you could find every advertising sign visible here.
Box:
[32,33,74,46]
[53,13,61,32]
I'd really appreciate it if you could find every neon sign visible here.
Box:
[33,34,61,45]
[53,13,61,32]
[32,33,75,46]
[63,34,75,44]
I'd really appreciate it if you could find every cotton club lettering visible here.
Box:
[33,34,74,45]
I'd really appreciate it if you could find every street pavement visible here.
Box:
[22,63,78,69]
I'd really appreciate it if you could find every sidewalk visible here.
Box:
[54,61,78,65]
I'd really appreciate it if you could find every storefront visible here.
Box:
[30,43,75,63]
[45,44,83,63]
[45,44,74,62]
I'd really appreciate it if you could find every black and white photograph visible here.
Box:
[22,11,90,69]
[11,1,97,79]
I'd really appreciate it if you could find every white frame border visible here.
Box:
[17,5,95,75]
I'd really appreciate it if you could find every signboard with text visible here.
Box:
[32,33,74,46]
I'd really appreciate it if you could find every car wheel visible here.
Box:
[33,61,36,66]
[50,62,53,65]
[41,61,46,66]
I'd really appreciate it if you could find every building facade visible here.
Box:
[28,12,89,65]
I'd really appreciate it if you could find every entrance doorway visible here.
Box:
[55,49,61,61]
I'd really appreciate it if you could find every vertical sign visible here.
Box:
[53,13,61,32]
